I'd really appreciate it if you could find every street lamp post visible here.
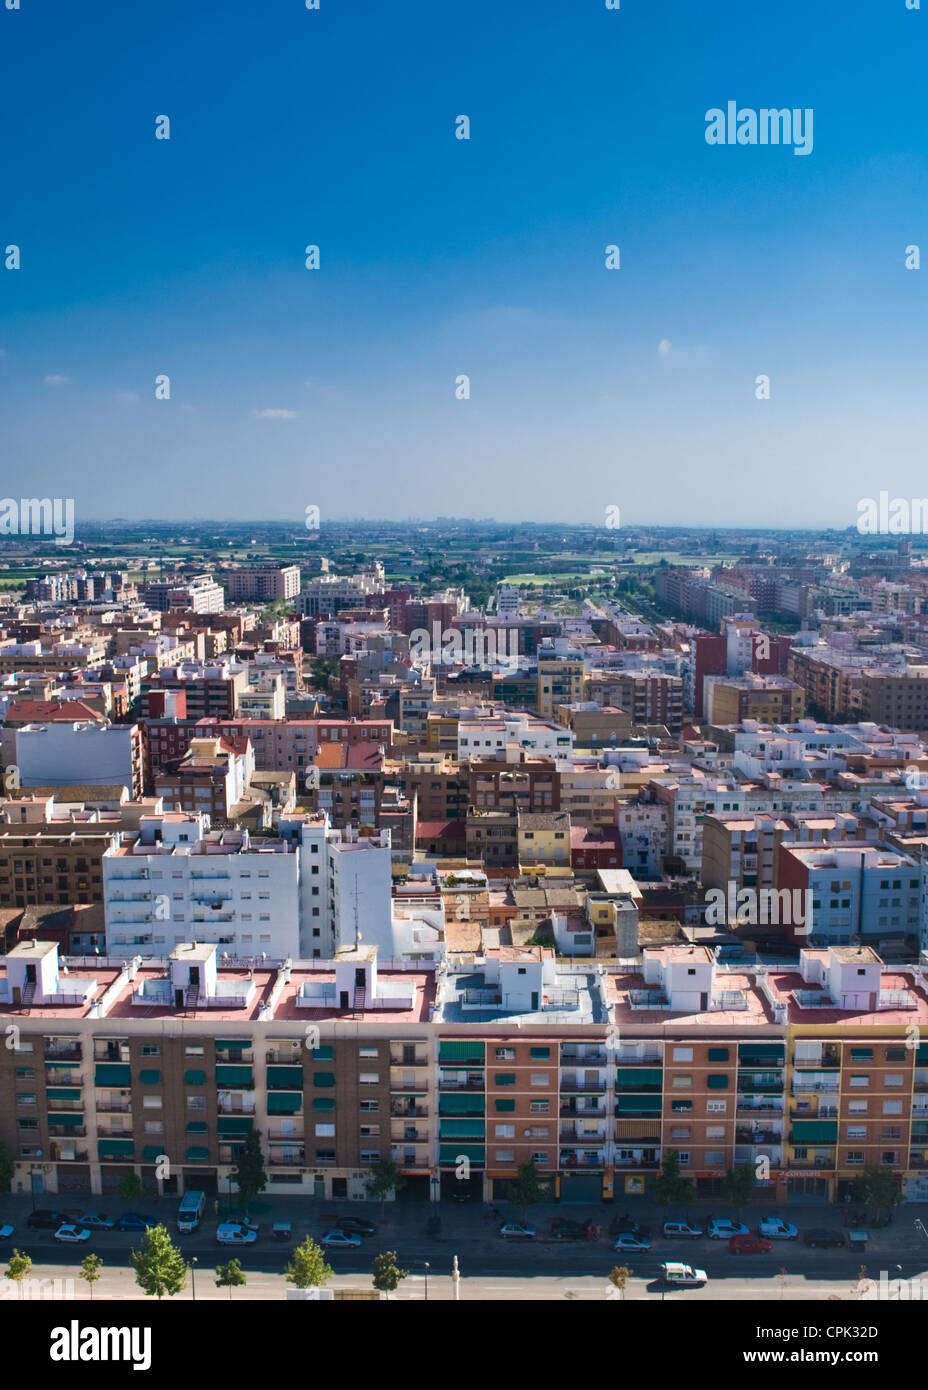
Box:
[423,1261,430,1302]
[191,1257,198,1302]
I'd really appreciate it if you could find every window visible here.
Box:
[846,1151,865,1164]
[495,1073,516,1086]
[359,1073,380,1085]
[673,1048,693,1062]
[314,1124,336,1137]
[530,1074,550,1087]
[847,1126,866,1140]
[677,1152,690,1165]
[708,1048,730,1062]
[671,1100,692,1112]
[359,1100,379,1113]
[529,1100,549,1114]
[142,1096,162,1110]
[850,1048,873,1061]
[495,1048,516,1061]
[185,1045,205,1056]
[494,1125,515,1138]
[494,1151,515,1163]
[848,1098,867,1113]
[705,1151,724,1165]
[187,1096,206,1110]
[885,1074,904,1087]
[849,1075,869,1088]
[359,1047,379,1059]
[706,1125,726,1139]
[530,1152,549,1164]
[360,1150,380,1164]
[882,1101,903,1115]
[707,1075,729,1090]
[881,1151,899,1165]
[672,1074,692,1089]
[882,1127,901,1139]
[706,1100,727,1113]
[530,1047,550,1060]
[494,1098,516,1113]
[670,1127,690,1139]
[140,1045,161,1058]
[143,1121,163,1135]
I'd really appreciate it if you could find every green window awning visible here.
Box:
[439,1144,484,1164]
[48,1112,83,1127]
[439,1119,485,1139]
[143,1146,164,1161]
[917,1044,928,1067]
[140,1070,161,1085]
[708,1048,730,1062]
[739,1044,785,1061]
[186,1147,209,1161]
[186,1121,208,1134]
[268,1092,303,1114]
[267,1065,303,1088]
[707,1075,730,1089]
[311,1045,333,1061]
[493,1099,516,1113]
[95,1063,131,1086]
[616,1094,662,1113]
[530,1047,550,1060]
[312,1097,335,1111]
[215,1065,254,1087]
[218,1116,254,1135]
[790,1121,838,1143]
[616,1068,662,1087]
[494,1073,515,1086]
[98,1139,135,1159]
[46,1087,82,1101]
[312,1072,335,1088]
[439,1093,484,1115]
[185,1070,206,1085]
[439,1040,485,1063]
[215,1039,252,1051]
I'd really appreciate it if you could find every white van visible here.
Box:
[177,1189,206,1233]
[660,1262,708,1288]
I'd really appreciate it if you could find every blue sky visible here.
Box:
[1,0,926,528]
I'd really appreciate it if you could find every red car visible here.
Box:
[728,1233,772,1255]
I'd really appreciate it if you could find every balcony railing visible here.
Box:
[614,1052,662,1066]
[560,1079,607,1092]
[560,1128,606,1143]
[95,1103,132,1114]
[612,1156,661,1169]
[390,1052,428,1067]
[559,1153,605,1168]
[391,1103,429,1118]
[560,1048,607,1064]
[791,1081,839,1094]
[217,1102,256,1116]
[49,1125,87,1138]
[49,1149,89,1162]
[44,1044,82,1061]
[46,1070,84,1087]
[561,1103,607,1118]
[46,1101,84,1112]
[268,1150,305,1166]
[438,1079,484,1091]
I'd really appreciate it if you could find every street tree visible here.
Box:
[233,1129,268,1210]
[215,1258,247,1300]
[80,1253,103,1301]
[130,1225,188,1300]
[5,1249,31,1299]
[372,1250,409,1295]
[285,1237,334,1289]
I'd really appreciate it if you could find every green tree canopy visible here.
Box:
[130,1225,188,1300]
[285,1237,334,1290]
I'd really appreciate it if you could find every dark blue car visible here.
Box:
[116,1213,157,1231]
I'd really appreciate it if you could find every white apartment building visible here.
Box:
[458,712,575,767]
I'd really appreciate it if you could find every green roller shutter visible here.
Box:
[140,1070,161,1084]
[439,1040,485,1063]
[494,1073,516,1086]
[708,1048,730,1062]
[739,1044,785,1061]
[312,1097,335,1111]
[439,1119,485,1139]
[215,1065,253,1087]
[95,1063,131,1086]
[267,1065,303,1089]
[311,1046,333,1061]
[218,1116,255,1135]
[215,1040,252,1051]
[98,1139,134,1159]
[616,1094,662,1113]
[48,1112,83,1127]
[438,1093,484,1114]
[186,1121,208,1134]
[186,1147,209,1161]
[312,1072,335,1088]
[917,1044,928,1067]
[494,1099,516,1113]
[267,1092,303,1114]
[790,1121,838,1143]
[185,1070,206,1085]
[143,1146,164,1162]
[530,1047,550,1059]
[439,1144,484,1163]
[616,1068,662,1087]
[46,1088,82,1101]
[707,1075,730,1089]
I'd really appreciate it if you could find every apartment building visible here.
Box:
[226,565,301,603]
[468,752,560,815]
[144,575,225,614]
[10,721,143,800]
[776,843,923,947]
[704,674,805,726]
[458,712,574,767]
[536,655,585,720]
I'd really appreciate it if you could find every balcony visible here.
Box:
[794,1049,840,1070]
[44,1043,82,1062]
[218,1100,256,1116]
[559,1152,605,1169]
[737,1073,784,1092]
[94,1047,129,1064]
[391,1102,428,1118]
[46,1100,84,1113]
[559,1077,607,1093]
[736,1127,782,1146]
[790,1080,839,1095]
[735,1146,782,1164]
[49,1148,89,1162]
[49,1125,87,1138]
[267,1149,305,1166]
[438,1077,484,1091]
[613,1155,661,1169]
[613,1051,662,1066]
[560,1126,606,1143]
[95,1102,132,1114]
[46,1069,84,1087]
[97,1126,133,1139]
[736,1102,784,1117]
[561,1102,607,1118]
[560,1047,607,1065]
[390,1050,429,1068]
[265,1049,302,1066]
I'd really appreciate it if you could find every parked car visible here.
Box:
[78,1212,114,1230]
[614,1234,651,1252]
[53,1224,91,1244]
[803,1228,846,1249]
[662,1221,703,1240]
[499,1222,535,1240]
[729,1233,772,1255]
[0,1225,14,1240]
[549,1218,595,1241]
[216,1222,258,1246]
[339,1218,377,1237]
[319,1230,362,1248]
[758,1217,798,1240]
[610,1214,651,1238]
[706,1219,750,1240]
[26,1210,64,1230]
[660,1261,708,1287]
[116,1213,156,1232]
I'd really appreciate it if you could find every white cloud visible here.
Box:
[253,408,300,420]
[44,374,70,385]
[113,391,140,402]
[657,340,672,358]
